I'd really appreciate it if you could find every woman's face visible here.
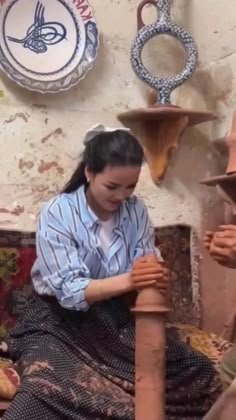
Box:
[86,165,141,213]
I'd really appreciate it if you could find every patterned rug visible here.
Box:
[0,226,232,404]
[0,230,36,338]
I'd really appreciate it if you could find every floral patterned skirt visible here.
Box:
[3,295,222,420]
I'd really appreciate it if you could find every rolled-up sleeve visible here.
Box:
[36,205,91,311]
[133,199,161,260]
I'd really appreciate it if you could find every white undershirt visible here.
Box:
[98,217,115,254]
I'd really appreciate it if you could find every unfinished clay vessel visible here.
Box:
[132,255,169,420]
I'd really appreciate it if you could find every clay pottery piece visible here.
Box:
[131,0,198,105]
[118,104,215,185]
[132,255,169,420]
[118,0,215,185]
[128,111,188,184]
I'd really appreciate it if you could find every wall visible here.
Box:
[0,0,235,333]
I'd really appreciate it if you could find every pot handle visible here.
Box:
[137,0,158,30]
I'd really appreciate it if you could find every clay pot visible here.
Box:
[132,116,188,184]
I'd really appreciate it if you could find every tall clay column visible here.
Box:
[132,273,169,419]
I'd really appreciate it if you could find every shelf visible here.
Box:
[117,105,216,185]
[118,105,216,127]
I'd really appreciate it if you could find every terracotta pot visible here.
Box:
[132,256,169,420]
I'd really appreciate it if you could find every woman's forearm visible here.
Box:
[84,273,133,304]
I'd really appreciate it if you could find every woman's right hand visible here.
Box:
[131,254,170,293]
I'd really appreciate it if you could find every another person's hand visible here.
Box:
[204,231,214,251]
[131,254,170,294]
[205,225,236,269]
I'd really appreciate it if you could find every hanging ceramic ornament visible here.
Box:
[118,0,216,185]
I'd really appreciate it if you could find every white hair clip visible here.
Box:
[83,123,130,145]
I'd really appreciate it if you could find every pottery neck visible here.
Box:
[156,0,172,19]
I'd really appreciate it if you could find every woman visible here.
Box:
[4,126,221,420]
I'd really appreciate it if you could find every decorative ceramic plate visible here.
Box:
[0,0,99,93]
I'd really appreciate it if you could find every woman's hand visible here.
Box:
[131,254,170,294]
[204,231,214,251]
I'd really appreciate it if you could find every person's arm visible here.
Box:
[88,200,169,300]
[36,201,134,310]
[84,273,132,304]
[87,200,170,300]
[129,198,169,293]
[86,255,170,303]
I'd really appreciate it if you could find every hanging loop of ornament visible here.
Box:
[132,0,198,105]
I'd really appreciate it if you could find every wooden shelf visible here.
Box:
[118,105,216,127]
[117,105,216,185]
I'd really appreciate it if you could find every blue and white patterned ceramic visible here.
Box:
[131,0,198,105]
[0,0,99,93]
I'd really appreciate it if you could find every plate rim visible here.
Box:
[0,0,99,93]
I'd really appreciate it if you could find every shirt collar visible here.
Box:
[75,185,127,229]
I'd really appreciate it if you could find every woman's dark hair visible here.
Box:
[62,130,144,193]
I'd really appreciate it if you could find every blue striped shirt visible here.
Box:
[32,185,160,311]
